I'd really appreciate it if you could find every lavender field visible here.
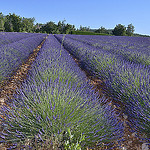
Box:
[0,32,47,82]
[0,33,150,149]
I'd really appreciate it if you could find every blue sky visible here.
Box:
[1,0,150,35]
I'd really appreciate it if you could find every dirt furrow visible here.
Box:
[0,36,47,106]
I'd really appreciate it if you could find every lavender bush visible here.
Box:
[0,35,124,149]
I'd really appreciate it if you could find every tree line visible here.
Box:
[0,13,76,34]
[95,24,135,36]
[0,12,135,36]
[0,13,35,33]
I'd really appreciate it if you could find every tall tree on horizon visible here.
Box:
[21,17,35,32]
[112,24,126,36]
[79,25,90,31]
[0,12,5,31]
[95,26,109,34]
[126,23,135,36]
[4,13,22,32]
[4,14,13,32]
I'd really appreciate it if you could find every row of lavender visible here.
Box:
[67,35,150,66]
[54,34,150,142]
[0,35,124,149]
[0,32,42,48]
[0,32,47,82]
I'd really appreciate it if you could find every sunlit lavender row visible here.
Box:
[55,34,150,142]
[0,35,124,149]
[0,33,47,82]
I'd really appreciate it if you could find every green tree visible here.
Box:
[4,13,22,32]
[34,23,44,33]
[9,13,22,32]
[0,12,5,31]
[95,26,109,34]
[40,20,76,34]
[41,21,57,34]
[112,24,126,36]
[57,20,66,34]
[56,20,75,34]
[79,25,90,31]
[64,23,75,34]
[21,17,35,32]
[126,23,135,36]
[4,15,13,32]
[57,21,63,34]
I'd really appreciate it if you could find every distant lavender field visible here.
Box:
[0,32,47,82]
[0,32,39,47]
